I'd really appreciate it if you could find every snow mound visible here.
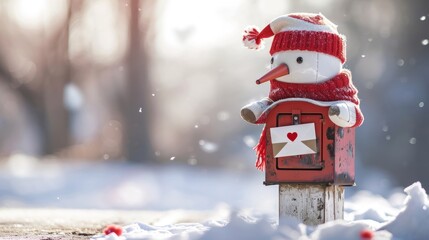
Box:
[92,182,429,240]
[381,181,429,239]
[93,222,208,240]
[310,220,391,240]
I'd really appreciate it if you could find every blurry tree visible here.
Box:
[39,0,74,153]
[123,0,155,162]
[0,0,78,155]
[0,0,157,161]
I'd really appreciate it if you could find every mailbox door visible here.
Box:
[264,100,355,185]
[265,101,336,185]
[276,113,324,170]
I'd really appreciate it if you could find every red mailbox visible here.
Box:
[262,99,355,186]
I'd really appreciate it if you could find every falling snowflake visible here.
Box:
[397,59,404,66]
[152,93,156,97]
[170,156,175,161]
[243,135,256,147]
[422,39,429,46]
[420,16,426,21]
[139,108,142,112]
[419,102,424,108]
[409,138,417,144]
[199,140,218,153]
[382,125,389,132]
[103,154,110,160]
[386,135,391,141]
[361,54,366,58]
[194,125,199,128]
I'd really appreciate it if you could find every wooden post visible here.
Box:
[124,0,155,162]
[279,184,344,225]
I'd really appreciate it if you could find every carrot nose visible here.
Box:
[256,63,289,85]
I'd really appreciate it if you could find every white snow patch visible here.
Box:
[381,182,429,239]
[91,182,429,240]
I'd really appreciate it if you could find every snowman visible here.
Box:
[240,13,364,169]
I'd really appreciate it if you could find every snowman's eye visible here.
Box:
[296,57,303,64]
[270,57,274,64]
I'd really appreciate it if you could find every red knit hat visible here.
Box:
[242,13,346,63]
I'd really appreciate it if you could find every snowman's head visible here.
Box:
[243,13,347,85]
[269,50,342,84]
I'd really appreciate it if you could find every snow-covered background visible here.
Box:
[0,156,399,212]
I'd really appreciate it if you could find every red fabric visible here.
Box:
[254,129,267,170]
[289,14,325,25]
[257,25,275,42]
[254,70,363,170]
[269,70,358,104]
[243,27,260,44]
[243,26,275,47]
[270,30,346,63]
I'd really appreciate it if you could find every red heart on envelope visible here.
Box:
[287,132,298,142]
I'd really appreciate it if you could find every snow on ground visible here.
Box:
[0,156,277,213]
[91,182,428,240]
[0,157,428,239]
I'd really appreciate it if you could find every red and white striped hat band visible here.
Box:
[242,13,346,63]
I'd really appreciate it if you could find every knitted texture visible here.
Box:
[270,30,346,63]
[254,70,363,170]
[269,70,358,105]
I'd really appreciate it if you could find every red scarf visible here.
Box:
[254,70,363,170]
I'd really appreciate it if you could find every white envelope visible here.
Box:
[270,123,317,157]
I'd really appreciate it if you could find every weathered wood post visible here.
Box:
[279,184,344,225]
[239,13,363,225]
